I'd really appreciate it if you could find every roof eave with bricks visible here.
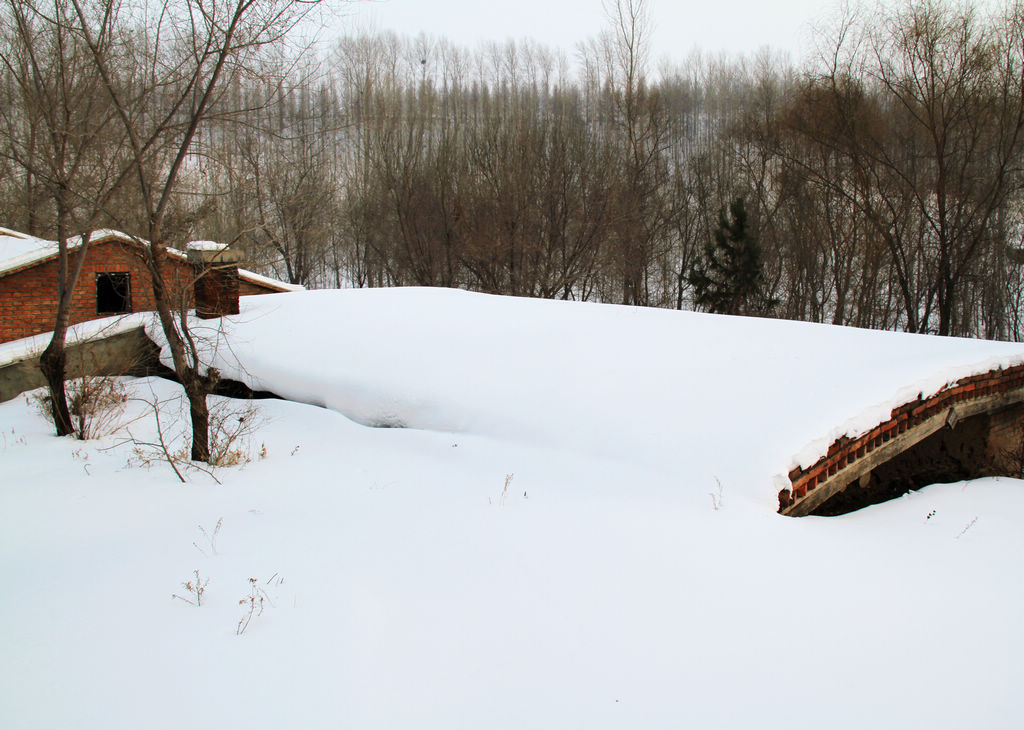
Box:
[0,228,302,293]
[780,364,1024,516]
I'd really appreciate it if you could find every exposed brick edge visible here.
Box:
[779,363,1024,513]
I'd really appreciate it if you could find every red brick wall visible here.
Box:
[0,239,193,344]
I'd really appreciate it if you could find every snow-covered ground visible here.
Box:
[3,288,1024,729]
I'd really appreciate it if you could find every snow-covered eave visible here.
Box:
[238,269,305,293]
[785,352,1024,477]
[777,352,1024,515]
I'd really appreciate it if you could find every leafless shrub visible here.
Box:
[33,376,130,440]
[172,569,208,607]
[207,399,266,468]
[118,391,191,483]
[116,390,266,482]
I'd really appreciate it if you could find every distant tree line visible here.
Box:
[4,0,1024,340]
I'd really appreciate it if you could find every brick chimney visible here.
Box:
[187,242,243,319]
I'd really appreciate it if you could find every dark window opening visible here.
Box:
[96,272,131,314]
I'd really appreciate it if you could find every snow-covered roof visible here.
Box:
[0,226,65,275]
[237,268,304,292]
[0,227,303,293]
[186,240,227,252]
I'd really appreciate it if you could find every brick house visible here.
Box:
[0,227,301,344]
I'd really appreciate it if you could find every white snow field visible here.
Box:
[3,288,1024,729]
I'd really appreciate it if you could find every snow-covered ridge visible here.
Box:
[161,287,1024,506]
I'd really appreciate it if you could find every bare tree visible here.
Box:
[220,67,342,287]
[587,0,671,305]
[70,0,320,461]
[0,0,126,435]
[789,1,1024,336]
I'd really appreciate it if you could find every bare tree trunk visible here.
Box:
[187,386,211,462]
[40,206,76,436]
[39,345,72,435]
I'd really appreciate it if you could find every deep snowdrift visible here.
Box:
[3,289,1024,729]
[171,288,1024,503]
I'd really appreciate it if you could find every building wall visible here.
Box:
[239,278,278,297]
[0,238,285,344]
[986,402,1024,475]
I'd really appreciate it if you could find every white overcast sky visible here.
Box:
[331,0,836,67]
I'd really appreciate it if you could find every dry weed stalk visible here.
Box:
[172,569,208,606]
[490,473,515,506]
[709,477,724,511]
[193,518,223,557]
[236,574,281,635]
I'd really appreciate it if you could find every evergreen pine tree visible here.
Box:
[688,197,766,315]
